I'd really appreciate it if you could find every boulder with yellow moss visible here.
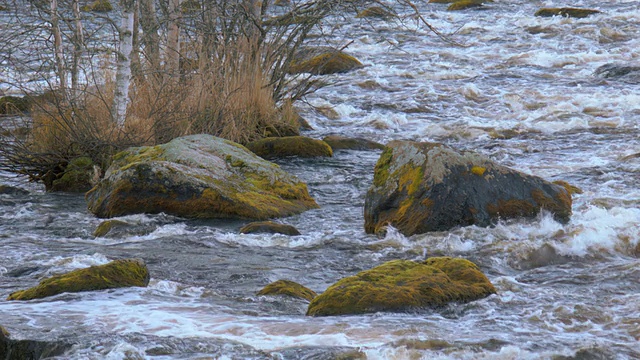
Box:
[447,0,484,11]
[307,257,496,316]
[289,47,364,75]
[534,7,600,18]
[7,258,150,301]
[257,279,317,301]
[86,135,319,219]
[364,141,572,236]
[245,136,333,159]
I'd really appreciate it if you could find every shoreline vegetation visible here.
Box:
[0,0,472,190]
[0,0,376,189]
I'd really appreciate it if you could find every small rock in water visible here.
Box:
[7,258,150,300]
[594,63,640,84]
[322,135,385,151]
[0,184,29,195]
[245,136,333,159]
[240,221,301,236]
[257,279,316,301]
[534,7,601,18]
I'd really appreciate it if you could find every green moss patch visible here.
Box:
[50,156,94,192]
[257,279,317,301]
[7,259,150,301]
[306,257,495,316]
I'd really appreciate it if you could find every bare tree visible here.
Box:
[113,0,137,127]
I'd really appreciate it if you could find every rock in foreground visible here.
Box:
[307,257,495,316]
[7,259,150,301]
[86,135,318,219]
[364,141,572,236]
[1,325,72,359]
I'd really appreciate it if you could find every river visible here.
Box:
[1,0,639,358]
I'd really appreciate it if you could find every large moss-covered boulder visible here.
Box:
[364,141,572,236]
[307,257,496,316]
[257,280,317,301]
[322,135,385,151]
[50,156,95,192]
[245,136,333,159]
[240,221,301,236]
[0,325,72,359]
[86,135,318,219]
[289,47,364,75]
[534,8,600,18]
[7,258,149,301]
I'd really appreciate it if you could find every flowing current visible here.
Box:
[1,0,640,358]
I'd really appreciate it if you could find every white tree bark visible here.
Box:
[51,0,66,90]
[112,0,136,128]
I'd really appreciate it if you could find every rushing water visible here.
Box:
[1,0,640,358]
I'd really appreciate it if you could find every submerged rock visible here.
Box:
[245,136,333,159]
[272,346,366,359]
[257,279,317,301]
[92,219,155,238]
[50,156,96,192]
[289,47,364,75]
[306,257,496,316]
[534,8,600,18]
[356,6,396,20]
[0,325,72,359]
[7,258,150,301]
[364,141,572,236]
[0,185,29,195]
[322,135,385,151]
[594,63,640,83]
[86,135,318,219]
[240,221,301,236]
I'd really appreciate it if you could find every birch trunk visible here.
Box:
[112,0,136,128]
[50,0,66,90]
[166,0,181,76]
